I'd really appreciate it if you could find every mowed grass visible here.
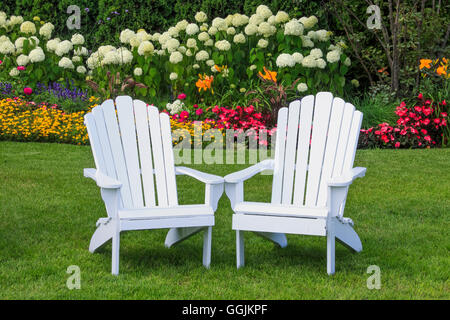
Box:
[0,141,448,299]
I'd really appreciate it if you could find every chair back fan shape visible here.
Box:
[272,92,362,208]
[84,96,178,210]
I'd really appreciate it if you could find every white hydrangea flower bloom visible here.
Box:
[212,17,227,31]
[14,37,26,50]
[292,52,304,64]
[195,11,207,23]
[276,53,295,68]
[134,67,143,76]
[117,47,133,64]
[55,40,73,56]
[244,23,258,36]
[169,51,183,64]
[249,65,257,70]
[0,40,15,55]
[165,38,180,52]
[58,57,74,69]
[275,11,289,24]
[136,30,152,42]
[300,16,318,29]
[71,33,85,45]
[39,22,54,39]
[138,41,154,56]
[29,47,45,62]
[101,50,119,65]
[284,19,304,36]
[204,39,214,46]
[195,50,209,61]
[249,14,264,26]
[344,57,351,66]
[310,48,323,59]
[301,36,314,48]
[232,14,249,27]
[175,20,189,31]
[233,33,246,44]
[77,66,87,74]
[98,45,115,57]
[301,55,317,68]
[170,72,178,81]
[256,5,272,19]
[206,59,215,67]
[72,55,81,63]
[186,38,197,48]
[186,23,200,35]
[326,50,341,63]
[208,26,218,36]
[152,32,161,42]
[267,16,276,25]
[9,68,20,77]
[200,23,209,32]
[16,54,29,66]
[227,27,236,35]
[316,58,327,69]
[20,21,36,34]
[193,64,200,69]
[198,31,210,42]
[316,29,330,42]
[185,49,193,57]
[215,40,231,51]
[120,29,135,44]
[257,39,268,48]
[297,83,308,92]
[168,27,179,38]
[177,45,187,54]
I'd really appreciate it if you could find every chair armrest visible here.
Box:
[83,168,122,189]
[175,167,224,185]
[224,159,275,184]
[328,167,367,187]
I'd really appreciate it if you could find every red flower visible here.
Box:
[212,105,220,113]
[179,110,189,120]
[424,135,431,142]
[395,142,400,148]
[244,106,254,114]
[441,112,447,117]
[23,87,33,95]
[421,129,427,135]
[17,66,26,71]
[195,108,203,116]
[418,93,423,99]
[177,93,186,100]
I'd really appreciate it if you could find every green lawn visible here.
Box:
[0,141,449,299]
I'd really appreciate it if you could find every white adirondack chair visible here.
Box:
[224,92,366,275]
[83,96,224,275]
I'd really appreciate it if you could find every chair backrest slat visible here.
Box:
[304,92,333,207]
[134,100,156,207]
[160,113,178,206]
[147,105,169,207]
[281,100,301,204]
[271,108,288,204]
[85,96,179,210]
[292,95,314,206]
[92,106,117,180]
[316,97,345,206]
[116,96,144,208]
[101,99,134,208]
[272,92,363,209]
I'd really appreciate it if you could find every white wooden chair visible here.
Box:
[224,92,366,275]
[83,96,224,275]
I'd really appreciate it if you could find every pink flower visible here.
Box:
[17,66,26,71]
[441,112,448,117]
[179,110,189,120]
[212,105,220,113]
[395,142,400,148]
[195,108,203,116]
[244,106,254,114]
[0,60,3,65]
[418,93,423,99]
[23,87,33,95]
[177,93,186,100]
[424,135,431,142]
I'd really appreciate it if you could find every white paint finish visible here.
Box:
[160,112,178,206]
[116,96,144,208]
[83,96,225,274]
[271,107,288,204]
[223,92,366,274]
[282,100,301,204]
[101,99,133,208]
[133,100,156,207]
[147,105,169,207]
[292,95,314,206]
[305,92,333,206]
[232,214,327,236]
[317,97,345,206]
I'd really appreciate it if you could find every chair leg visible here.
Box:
[236,230,245,269]
[327,231,335,275]
[111,231,120,275]
[202,226,212,268]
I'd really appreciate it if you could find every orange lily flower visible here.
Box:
[214,65,227,73]
[196,74,214,94]
[419,59,432,70]
[258,66,277,83]
[436,64,447,76]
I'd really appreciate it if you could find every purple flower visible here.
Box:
[125,9,129,13]
[106,17,111,21]
[85,8,89,12]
